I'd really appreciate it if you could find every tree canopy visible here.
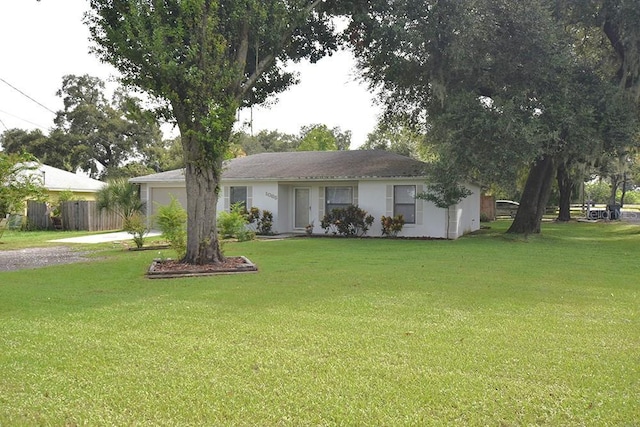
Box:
[85,0,340,264]
[1,74,171,179]
[54,74,164,178]
[344,0,640,233]
[0,152,46,218]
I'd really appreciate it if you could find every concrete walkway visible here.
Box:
[49,231,161,244]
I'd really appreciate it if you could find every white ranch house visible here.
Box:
[130,150,481,239]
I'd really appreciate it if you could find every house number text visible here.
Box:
[265,191,278,200]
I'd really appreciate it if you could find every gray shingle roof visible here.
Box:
[130,150,427,183]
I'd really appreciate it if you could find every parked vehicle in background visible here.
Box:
[496,200,519,217]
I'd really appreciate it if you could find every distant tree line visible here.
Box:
[0,74,356,180]
[231,123,351,156]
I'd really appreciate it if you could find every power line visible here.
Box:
[0,77,57,114]
[0,108,49,130]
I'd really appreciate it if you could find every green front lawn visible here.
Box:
[1,221,639,425]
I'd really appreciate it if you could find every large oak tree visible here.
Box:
[85,0,338,264]
[344,0,640,234]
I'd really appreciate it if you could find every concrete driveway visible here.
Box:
[49,231,161,244]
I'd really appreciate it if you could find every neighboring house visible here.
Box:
[26,163,106,202]
[130,150,481,239]
[6,163,106,230]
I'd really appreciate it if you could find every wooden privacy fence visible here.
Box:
[27,201,123,231]
[27,201,49,230]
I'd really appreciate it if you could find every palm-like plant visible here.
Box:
[96,178,144,222]
[97,178,147,247]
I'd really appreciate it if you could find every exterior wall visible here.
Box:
[358,180,449,238]
[47,190,100,202]
[453,185,481,238]
[276,184,291,234]
[139,178,481,238]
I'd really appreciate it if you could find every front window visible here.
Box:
[394,185,416,224]
[230,186,247,209]
[326,187,353,212]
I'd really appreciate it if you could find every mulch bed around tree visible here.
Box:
[147,256,257,279]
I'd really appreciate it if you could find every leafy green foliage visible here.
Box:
[218,202,254,241]
[0,129,64,170]
[380,214,405,237]
[297,124,350,151]
[155,197,187,259]
[361,120,431,160]
[417,159,472,239]
[54,74,164,178]
[232,124,352,157]
[85,0,340,263]
[417,158,472,210]
[51,189,77,217]
[1,74,169,179]
[246,207,274,235]
[320,205,374,237]
[0,153,46,218]
[585,180,640,205]
[96,178,145,223]
[232,129,299,155]
[345,0,640,234]
[123,212,149,249]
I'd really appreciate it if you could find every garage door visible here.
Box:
[150,187,188,219]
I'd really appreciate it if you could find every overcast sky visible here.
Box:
[0,1,380,148]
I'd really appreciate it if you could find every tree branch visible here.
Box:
[235,0,324,102]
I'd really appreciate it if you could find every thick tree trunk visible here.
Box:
[507,155,556,234]
[172,94,237,265]
[183,160,225,265]
[556,161,573,222]
[177,120,228,265]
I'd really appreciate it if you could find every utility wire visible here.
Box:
[0,108,49,130]
[0,77,57,114]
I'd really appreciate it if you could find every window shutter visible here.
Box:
[247,186,253,208]
[318,186,325,219]
[223,186,230,210]
[353,186,358,206]
[416,184,423,225]
[386,185,393,217]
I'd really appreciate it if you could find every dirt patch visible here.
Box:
[0,246,93,272]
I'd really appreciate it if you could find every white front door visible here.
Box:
[294,188,310,229]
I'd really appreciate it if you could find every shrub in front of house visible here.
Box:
[218,202,255,241]
[320,205,374,237]
[155,197,187,259]
[123,212,149,248]
[380,214,405,237]
[246,207,274,235]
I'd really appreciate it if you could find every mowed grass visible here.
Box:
[1,221,639,425]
